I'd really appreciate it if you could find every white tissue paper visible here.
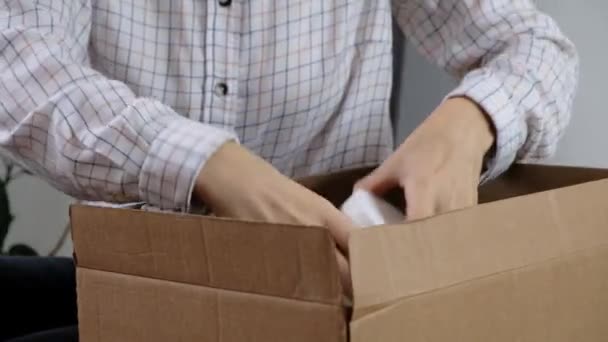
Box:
[340,189,405,228]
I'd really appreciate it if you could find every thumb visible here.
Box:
[335,250,352,298]
[325,208,355,255]
[355,164,397,196]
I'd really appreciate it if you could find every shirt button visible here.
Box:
[219,0,231,7]
[214,82,229,96]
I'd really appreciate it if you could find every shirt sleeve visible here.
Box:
[392,0,579,180]
[0,0,236,210]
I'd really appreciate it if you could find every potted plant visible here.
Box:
[0,158,40,256]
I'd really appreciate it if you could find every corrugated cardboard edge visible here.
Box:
[70,205,342,305]
[349,176,608,318]
[479,163,608,203]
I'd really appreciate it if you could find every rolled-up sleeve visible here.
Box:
[0,0,235,210]
[392,0,579,180]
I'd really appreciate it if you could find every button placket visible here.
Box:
[204,0,242,127]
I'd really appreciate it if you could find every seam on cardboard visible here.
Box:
[78,266,343,308]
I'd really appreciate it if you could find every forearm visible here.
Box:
[447,23,578,179]
[0,2,236,210]
[394,0,579,179]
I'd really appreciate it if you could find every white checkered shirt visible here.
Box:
[0,0,578,211]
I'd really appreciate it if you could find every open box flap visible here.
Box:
[70,205,343,305]
[349,244,608,342]
[349,171,608,319]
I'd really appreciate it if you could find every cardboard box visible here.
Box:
[71,164,608,341]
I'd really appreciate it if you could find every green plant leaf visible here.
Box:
[8,244,38,256]
[0,181,13,251]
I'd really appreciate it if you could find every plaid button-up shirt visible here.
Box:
[0,0,578,210]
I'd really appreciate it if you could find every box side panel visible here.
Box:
[77,268,347,342]
[351,246,608,342]
[71,206,341,305]
[479,164,608,203]
[350,179,608,313]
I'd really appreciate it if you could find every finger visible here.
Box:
[355,163,398,196]
[335,249,352,298]
[437,194,476,214]
[436,183,478,214]
[325,209,355,255]
[404,186,436,221]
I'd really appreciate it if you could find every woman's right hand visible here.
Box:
[194,142,354,295]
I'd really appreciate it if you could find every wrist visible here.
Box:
[435,96,496,158]
[194,141,243,206]
[194,142,276,207]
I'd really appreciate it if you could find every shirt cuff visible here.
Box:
[136,101,236,211]
[446,70,527,183]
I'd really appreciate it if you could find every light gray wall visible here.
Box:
[2,164,73,256]
[394,1,608,168]
[538,0,608,166]
[392,32,456,141]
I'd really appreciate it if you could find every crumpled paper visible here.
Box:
[340,189,404,228]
